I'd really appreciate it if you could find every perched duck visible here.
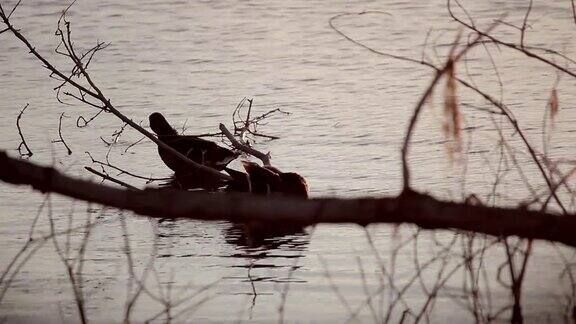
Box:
[232,161,308,198]
[223,167,251,193]
[223,162,309,244]
[149,112,239,174]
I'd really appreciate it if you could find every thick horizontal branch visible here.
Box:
[1,151,575,248]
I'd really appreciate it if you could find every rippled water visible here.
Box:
[1,0,576,322]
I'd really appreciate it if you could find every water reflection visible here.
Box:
[152,219,310,318]
[222,222,310,320]
[153,219,310,264]
[223,222,309,253]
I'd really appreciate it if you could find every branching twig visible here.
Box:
[402,21,499,190]
[51,112,72,155]
[520,0,533,49]
[219,123,271,166]
[0,4,231,182]
[16,103,33,157]
[231,98,288,143]
[84,166,139,190]
[85,151,170,183]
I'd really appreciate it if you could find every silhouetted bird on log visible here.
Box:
[149,112,238,172]
[225,161,309,241]
[149,112,238,189]
[225,161,308,198]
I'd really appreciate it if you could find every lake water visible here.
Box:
[1,0,576,322]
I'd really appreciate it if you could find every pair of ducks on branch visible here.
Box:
[149,112,308,198]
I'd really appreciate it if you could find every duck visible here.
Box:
[226,161,308,198]
[149,112,239,174]
[222,167,251,193]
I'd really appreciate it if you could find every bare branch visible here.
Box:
[3,151,576,248]
[16,103,33,157]
[447,0,576,79]
[84,166,139,190]
[51,112,72,155]
[0,5,231,182]
[572,0,576,26]
[520,0,533,49]
[85,151,170,183]
[7,0,23,19]
[402,21,499,190]
[331,8,569,213]
[219,123,271,166]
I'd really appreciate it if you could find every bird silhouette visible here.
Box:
[149,112,238,189]
[229,161,308,198]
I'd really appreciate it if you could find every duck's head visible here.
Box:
[149,112,178,136]
[241,161,282,192]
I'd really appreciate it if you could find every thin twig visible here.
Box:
[84,166,139,190]
[572,0,576,26]
[520,0,533,49]
[402,21,499,190]
[219,123,271,166]
[51,112,72,155]
[16,103,33,157]
[85,151,170,183]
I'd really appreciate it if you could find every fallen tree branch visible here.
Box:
[1,151,575,248]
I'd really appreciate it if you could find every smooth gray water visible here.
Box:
[1,0,576,322]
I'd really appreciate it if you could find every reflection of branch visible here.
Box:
[319,256,352,315]
[0,195,48,302]
[16,103,33,157]
[51,112,72,155]
[4,152,576,248]
[48,197,92,324]
[219,123,271,166]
